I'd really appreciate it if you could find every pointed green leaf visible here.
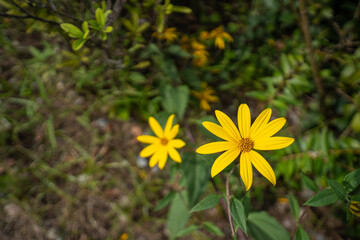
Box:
[72,39,86,51]
[248,211,290,240]
[344,169,360,192]
[61,23,83,38]
[295,226,310,240]
[95,8,105,27]
[304,189,339,207]
[327,178,346,200]
[104,26,113,33]
[137,22,150,34]
[189,193,221,213]
[202,221,224,237]
[301,172,318,192]
[230,198,248,235]
[288,193,300,220]
[171,5,192,14]
[82,21,88,32]
[154,191,176,211]
[174,225,199,238]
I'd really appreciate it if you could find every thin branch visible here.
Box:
[226,168,236,238]
[298,0,325,117]
[4,0,60,25]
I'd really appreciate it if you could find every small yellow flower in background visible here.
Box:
[191,82,219,111]
[119,233,129,240]
[180,36,209,67]
[152,27,178,42]
[203,26,233,49]
[191,39,209,67]
[349,201,360,217]
[137,115,185,169]
[196,103,294,191]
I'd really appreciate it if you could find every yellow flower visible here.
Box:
[191,39,209,67]
[349,201,360,217]
[137,115,185,169]
[152,27,178,42]
[206,26,233,49]
[191,82,219,111]
[119,233,129,240]
[196,104,294,190]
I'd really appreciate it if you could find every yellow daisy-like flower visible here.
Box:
[191,39,209,67]
[137,115,185,169]
[206,26,233,49]
[196,104,294,190]
[349,201,360,217]
[152,27,178,42]
[191,82,219,111]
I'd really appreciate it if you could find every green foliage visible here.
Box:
[230,197,248,235]
[247,211,290,240]
[189,193,222,213]
[288,193,300,220]
[304,189,339,207]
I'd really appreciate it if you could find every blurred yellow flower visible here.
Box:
[137,115,185,169]
[196,104,294,190]
[203,26,233,49]
[119,233,129,240]
[152,27,178,42]
[349,201,360,217]
[191,39,209,67]
[191,82,219,111]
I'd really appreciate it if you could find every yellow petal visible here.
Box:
[238,104,251,139]
[137,135,159,144]
[215,110,241,140]
[222,32,233,42]
[211,148,240,177]
[164,114,175,136]
[202,121,237,143]
[168,124,179,139]
[169,139,186,149]
[215,37,225,49]
[200,99,211,111]
[196,141,234,154]
[256,118,286,141]
[149,117,164,138]
[168,147,181,163]
[139,143,159,158]
[250,108,272,140]
[158,148,168,169]
[149,151,159,167]
[207,95,219,102]
[254,137,294,150]
[248,150,276,186]
[240,152,253,191]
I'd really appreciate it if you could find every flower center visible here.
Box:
[238,138,254,152]
[160,138,169,145]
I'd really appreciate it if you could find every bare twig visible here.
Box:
[298,0,325,117]
[4,0,60,25]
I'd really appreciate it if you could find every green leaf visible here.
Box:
[344,169,360,192]
[72,39,86,51]
[288,193,300,220]
[301,172,318,192]
[60,23,83,38]
[280,54,291,77]
[304,189,339,207]
[82,21,88,32]
[189,193,221,213]
[137,22,151,34]
[202,221,224,237]
[295,226,310,240]
[104,26,113,33]
[47,115,57,149]
[326,179,346,200]
[174,225,199,238]
[248,211,290,240]
[182,153,211,207]
[167,193,190,240]
[162,85,189,120]
[154,191,176,211]
[171,5,192,14]
[88,19,100,30]
[230,198,248,235]
[95,8,105,28]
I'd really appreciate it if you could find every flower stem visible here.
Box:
[226,167,236,238]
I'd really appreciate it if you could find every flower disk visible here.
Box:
[137,115,185,169]
[196,104,294,191]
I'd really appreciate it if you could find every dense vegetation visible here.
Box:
[0,0,360,239]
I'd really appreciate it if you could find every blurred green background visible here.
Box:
[0,0,360,239]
